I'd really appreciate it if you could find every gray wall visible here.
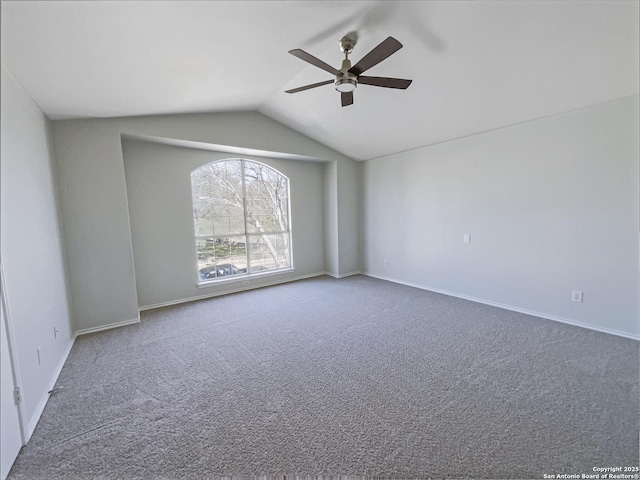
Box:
[337,160,364,276]
[364,95,639,338]
[52,112,362,332]
[0,64,75,433]
[324,161,339,275]
[122,139,326,308]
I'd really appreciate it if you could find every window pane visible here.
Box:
[197,237,247,281]
[196,238,216,270]
[246,213,288,233]
[245,197,266,215]
[194,160,242,199]
[211,202,245,236]
[212,216,230,236]
[248,233,290,273]
[229,215,245,234]
[245,194,289,233]
[193,199,214,236]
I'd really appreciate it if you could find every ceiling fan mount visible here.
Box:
[286,33,412,107]
[339,34,357,54]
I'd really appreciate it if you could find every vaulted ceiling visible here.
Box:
[2,1,638,160]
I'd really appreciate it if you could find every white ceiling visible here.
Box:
[2,1,638,160]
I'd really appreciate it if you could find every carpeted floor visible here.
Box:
[8,275,639,479]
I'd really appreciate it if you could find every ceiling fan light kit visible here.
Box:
[335,77,357,93]
[286,34,412,107]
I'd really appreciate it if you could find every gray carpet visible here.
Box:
[8,275,639,479]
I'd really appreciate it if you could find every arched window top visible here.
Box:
[190,159,292,283]
[191,158,289,186]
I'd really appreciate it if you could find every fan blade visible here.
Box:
[341,91,354,107]
[358,76,412,89]
[349,37,403,76]
[289,49,341,76]
[285,80,334,94]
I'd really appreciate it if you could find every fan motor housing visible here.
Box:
[335,58,357,92]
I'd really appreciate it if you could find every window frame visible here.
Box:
[191,158,294,286]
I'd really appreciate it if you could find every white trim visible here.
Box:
[25,336,75,440]
[365,272,640,341]
[197,267,295,288]
[324,270,362,279]
[74,316,140,337]
[0,263,28,446]
[140,271,327,311]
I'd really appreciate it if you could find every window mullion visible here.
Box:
[241,160,251,275]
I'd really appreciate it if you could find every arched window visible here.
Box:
[191,159,292,283]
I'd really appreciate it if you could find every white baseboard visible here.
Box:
[74,316,141,337]
[365,272,640,341]
[25,335,76,440]
[324,270,362,279]
[139,271,328,311]
[25,316,141,440]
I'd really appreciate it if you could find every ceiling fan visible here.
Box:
[286,34,412,107]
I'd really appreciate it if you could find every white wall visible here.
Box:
[121,139,326,308]
[364,96,639,338]
[0,65,75,435]
[52,112,361,331]
[1,285,22,480]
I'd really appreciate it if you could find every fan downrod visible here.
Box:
[336,34,358,93]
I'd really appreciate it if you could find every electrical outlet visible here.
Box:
[463,234,471,244]
[242,281,249,286]
[383,259,389,268]
[571,290,583,303]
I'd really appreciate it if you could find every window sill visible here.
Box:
[197,267,295,289]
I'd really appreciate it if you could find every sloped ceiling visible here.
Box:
[1,0,638,160]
